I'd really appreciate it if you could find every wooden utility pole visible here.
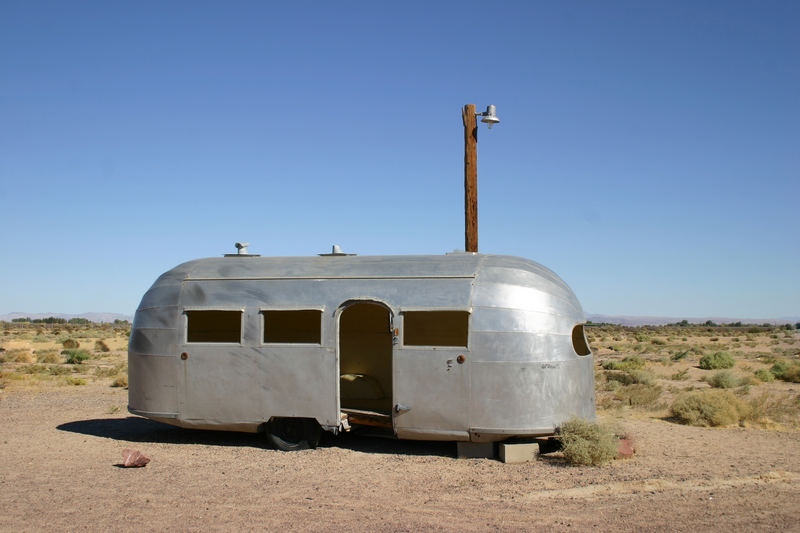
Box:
[463,104,478,253]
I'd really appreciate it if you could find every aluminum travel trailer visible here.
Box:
[128,249,595,449]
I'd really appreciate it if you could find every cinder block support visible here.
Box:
[499,442,539,464]
[457,441,495,459]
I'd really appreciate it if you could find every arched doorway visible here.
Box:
[338,301,393,416]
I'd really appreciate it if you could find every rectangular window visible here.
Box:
[263,310,322,344]
[403,311,469,347]
[186,310,242,343]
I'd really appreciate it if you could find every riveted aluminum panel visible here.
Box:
[186,254,482,280]
[179,278,473,311]
[393,346,470,433]
[129,328,181,357]
[469,357,595,436]
[137,283,183,311]
[470,331,577,363]
[471,307,573,336]
[481,255,566,287]
[180,345,336,426]
[472,282,582,317]
[128,353,178,415]
[130,306,181,330]
[476,266,578,306]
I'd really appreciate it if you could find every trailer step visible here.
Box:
[341,408,393,429]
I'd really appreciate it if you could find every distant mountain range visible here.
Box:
[586,314,800,327]
[1,311,797,327]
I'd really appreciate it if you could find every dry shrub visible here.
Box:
[557,417,618,466]
[671,350,689,361]
[670,390,745,427]
[35,349,61,364]
[602,355,645,372]
[95,363,126,379]
[64,377,87,386]
[62,338,80,349]
[617,384,662,407]
[94,366,116,378]
[111,374,128,388]
[708,370,740,389]
[20,364,49,374]
[770,360,800,383]
[94,340,110,353]
[605,369,654,386]
[744,392,800,427]
[699,351,735,370]
[671,368,690,381]
[2,348,35,363]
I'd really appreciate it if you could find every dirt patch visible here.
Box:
[1,383,799,531]
[2,323,799,530]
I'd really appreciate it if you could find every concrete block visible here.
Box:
[499,442,538,464]
[457,441,495,459]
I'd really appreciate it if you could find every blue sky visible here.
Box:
[1,1,797,319]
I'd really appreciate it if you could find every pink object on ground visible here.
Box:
[617,436,636,459]
[122,448,151,468]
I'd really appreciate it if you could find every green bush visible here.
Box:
[699,351,735,370]
[61,349,90,364]
[670,390,745,427]
[754,368,775,383]
[770,360,800,383]
[558,417,618,466]
[708,370,740,389]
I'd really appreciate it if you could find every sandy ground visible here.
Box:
[1,382,799,532]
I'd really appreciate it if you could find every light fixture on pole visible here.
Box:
[462,104,500,253]
[480,104,500,129]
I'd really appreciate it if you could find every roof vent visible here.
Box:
[319,244,356,257]
[224,241,260,257]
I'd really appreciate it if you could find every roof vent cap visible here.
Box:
[224,241,260,257]
[319,244,356,257]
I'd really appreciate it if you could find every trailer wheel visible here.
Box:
[264,418,321,451]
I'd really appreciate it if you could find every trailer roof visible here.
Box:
[172,253,561,283]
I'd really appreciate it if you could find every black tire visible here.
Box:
[264,418,321,451]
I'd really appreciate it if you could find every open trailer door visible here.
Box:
[393,309,471,440]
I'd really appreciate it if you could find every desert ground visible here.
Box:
[1,321,799,531]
